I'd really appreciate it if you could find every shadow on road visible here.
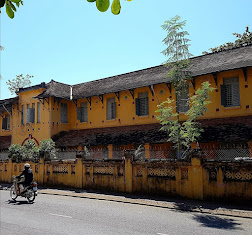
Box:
[8,199,34,205]
[192,214,243,230]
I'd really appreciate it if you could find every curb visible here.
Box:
[38,189,252,219]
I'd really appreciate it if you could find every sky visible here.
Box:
[0,0,251,99]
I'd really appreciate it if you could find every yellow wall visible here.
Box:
[1,157,252,202]
[1,67,251,145]
[12,88,51,145]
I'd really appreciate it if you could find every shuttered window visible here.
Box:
[135,92,149,116]
[77,102,88,123]
[2,115,10,130]
[61,103,68,123]
[37,102,41,123]
[26,104,35,124]
[107,98,116,120]
[21,105,25,125]
[220,77,240,107]
[176,84,189,113]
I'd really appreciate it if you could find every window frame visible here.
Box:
[60,103,68,123]
[176,84,189,113]
[135,92,149,116]
[107,98,116,120]
[220,77,240,107]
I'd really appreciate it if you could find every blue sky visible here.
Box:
[0,0,251,99]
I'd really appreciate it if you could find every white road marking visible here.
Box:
[157,233,168,235]
[49,213,72,218]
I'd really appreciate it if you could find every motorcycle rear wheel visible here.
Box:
[10,185,18,201]
[26,189,36,203]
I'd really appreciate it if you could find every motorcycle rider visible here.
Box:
[17,163,33,193]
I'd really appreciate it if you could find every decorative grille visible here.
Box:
[149,147,176,160]
[202,146,250,161]
[147,168,176,178]
[224,170,252,181]
[118,167,124,176]
[85,166,90,175]
[181,168,188,180]
[53,165,68,174]
[94,166,114,175]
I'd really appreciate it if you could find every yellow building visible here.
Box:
[0,45,252,158]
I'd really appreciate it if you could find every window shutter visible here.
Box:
[135,98,140,116]
[31,108,35,123]
[112,101,116,119]
[107,100,112,120]
[7,117,10,130]
[83,103,88,122]
[2,118,7,130]
[232,82,240,106]
[145,97,149,115]
[26,108,31,123]
[220,85,226,106]
[77,107,81,121]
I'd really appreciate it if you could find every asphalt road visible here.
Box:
[0,190,252,235]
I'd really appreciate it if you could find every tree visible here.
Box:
[0,0,23,19]
[202,26,252,54]
[6,74,33,95]
[8,139,57,162]
[0,0,132,18]
[157,16,215,158]
[39,139,57,160]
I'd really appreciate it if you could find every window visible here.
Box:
[107,98,116,120]
[135,92,149,116]
[61,103,68,123]
[176,84,189,113]
[21,105,25,125]
[26,104,35,124]
[2,115,10,130]
[77,102,88,123]
[220,77,240,107]
[37,102,41,123]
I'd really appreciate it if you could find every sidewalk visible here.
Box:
[1,183,252,219]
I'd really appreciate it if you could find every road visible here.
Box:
[0,190,252,235]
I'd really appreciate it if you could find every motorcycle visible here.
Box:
[10,175,38,203]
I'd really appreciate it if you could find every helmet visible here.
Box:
[24,163,30,168]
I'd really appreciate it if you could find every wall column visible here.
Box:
[75,158,83,188]
[124,150,133,193]
[144,143,150,159]
[38,158,44,185]
[189,157,203,200]
[108,144,113,159]
[248,141,252,158]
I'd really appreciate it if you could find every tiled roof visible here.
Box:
[0,97,18,114]
[54,116,252,147]
[0,136,11,150]
[54,124,167,147]
[37,45,252,100]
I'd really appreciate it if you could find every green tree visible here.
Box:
[6,74,33,95]
[157,16,215,158]
[39,139,57,160]
[8,143,25,162]
[0,0,132,18]
[23,139,39,161]
[202,26,252,54]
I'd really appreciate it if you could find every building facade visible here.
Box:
[0,45,252,158]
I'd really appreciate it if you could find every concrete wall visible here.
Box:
[1,156,252,202]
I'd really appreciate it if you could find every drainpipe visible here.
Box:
[70,86,73,101]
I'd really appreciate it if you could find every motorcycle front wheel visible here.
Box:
[10,185,18,201]
[26,189,36,203]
